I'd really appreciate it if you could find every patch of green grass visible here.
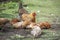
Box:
[0,1,18,19]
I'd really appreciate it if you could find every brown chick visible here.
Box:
[10,18,21,29]
[12,20,31,29]
[10,18,20,25]
[0,18,9,25]
[12,21,23,29]
[37,22,51,29]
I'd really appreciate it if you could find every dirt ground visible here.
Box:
[0,24,60,40]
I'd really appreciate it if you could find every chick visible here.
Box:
[38,21,51,29]
[10,18,23,29]
[10,18,20,25]
[26,22,36,29]
[31,25,42,37]
[12,21,23,29]
[0,18,9,25]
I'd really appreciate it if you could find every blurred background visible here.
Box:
[0,0,60,40]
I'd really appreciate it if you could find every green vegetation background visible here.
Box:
[0,0,60,40]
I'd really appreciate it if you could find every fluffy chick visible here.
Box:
[37,21,51,29]
[12,21,23,29]
[26,22,36,29]
[31,25,42,37]
[10,18,20,25]
[0,18,9,25]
